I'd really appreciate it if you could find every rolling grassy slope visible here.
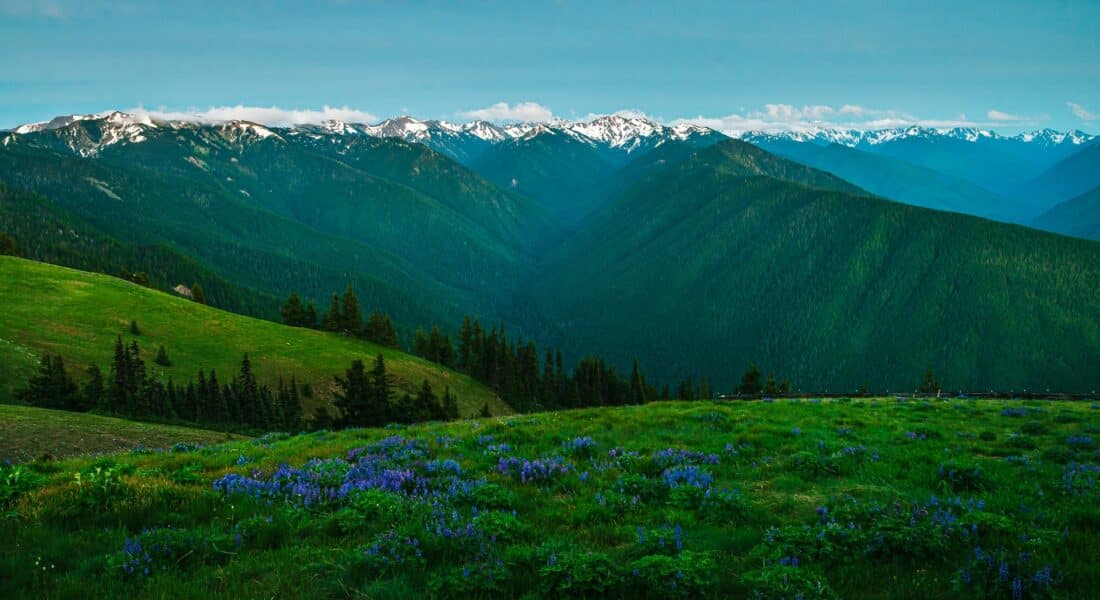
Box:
[0,404,244,463]
[533,140,1100,392]
[2,398,1098,597]
[0,256,505,416]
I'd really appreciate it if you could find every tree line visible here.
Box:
[282,285,802,412]
[17,337,305,432]
[321,354,462,430]
[281,285,399,348]
[17,333,467,434]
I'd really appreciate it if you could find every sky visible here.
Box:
[1,0,1098,134]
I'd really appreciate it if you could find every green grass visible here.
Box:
[0,405,245,463]
[0,256,505,416]
[3,397,1099,598]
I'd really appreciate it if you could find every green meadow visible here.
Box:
[0,256,504,416]
[0,405,243,463]
[3,397,1098,598]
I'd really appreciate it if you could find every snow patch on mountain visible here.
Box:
[738,126,1094,147]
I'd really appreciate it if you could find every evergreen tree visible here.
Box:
[17,354,78,409]
[413,327,430,358]
[333,359,379,427]
[236,354,259,426]
[458,316,474,370]
[441,386,460,420]
[919,368,941,395]
[155,345,172,367]
[428,326,456,367]
[281,293,308,327]
[206,369,229,425]
[370,353,394,422]
[191,283,206,304]
[779,379,791,394]
[107,336,128,413]
[478,402,492,418]
[763,374,779,396]
[284,375,304,430]
[130,320,141,335]
[82,364,105,412]
[677,377,695,401]
[127,341,147,415]
[698,377,712,400]
[739,364,763,395]
[304,303,318,329]
[341,284,363,335]
[629,359,646,405]
[322,293,342,332]
[0,232,20,256]
[414,379,439,422]
[364,311,399,348]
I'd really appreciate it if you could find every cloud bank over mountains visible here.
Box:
[95,100,1097,135]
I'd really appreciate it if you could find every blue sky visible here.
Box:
[2,0,1098,133]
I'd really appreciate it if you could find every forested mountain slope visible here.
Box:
[530,140,1100,392]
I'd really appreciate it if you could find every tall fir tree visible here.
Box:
[17,354,78,409]
[364,311,399,348]
[458,316,474,370]
[82,364,105,412]
[333,359,379,427]
[629,359,647,405]
[341,284,363,336]
[739,364,763,395]
[281,293,308,327]
[441,386,460,420]
[322,293,342,332]
[284,375,304,430]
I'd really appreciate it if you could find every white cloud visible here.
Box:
[987,109,1022,121]
[126,104,378,126]
[0,1,66,18]
[457,102,553,122]
[1067,101,1098,121]
[670,102,1046,135]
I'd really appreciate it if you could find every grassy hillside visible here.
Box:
[533,140,1100,392]
[0,257,506,416]
[2,397,1098,597]
[1033,185,1100,241]
[0,404,244,463]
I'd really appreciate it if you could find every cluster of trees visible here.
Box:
[413,316,801,408]
[16,337,304,432]
[282,286,398,348]
[399,316,656,413]
[0,232,20,257]
[326,354,461,429]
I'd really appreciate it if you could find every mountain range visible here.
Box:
[1,111,1098,392]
